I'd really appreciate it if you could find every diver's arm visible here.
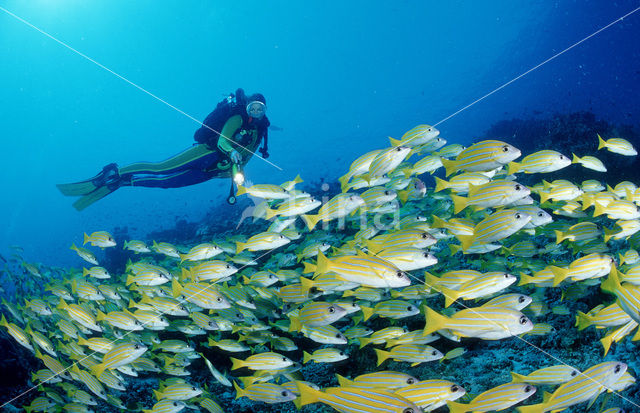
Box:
[216,115,243,155]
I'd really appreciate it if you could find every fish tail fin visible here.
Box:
[538,191,550,204]
[575,311,592,331]
[315,251,330,275]
[550,266,569,287]
[302,261,317,274]
[397,189,409,205]
[597,133,607,150]
[601,266,621,294]
[434,177,449,193]
[449,244,461,256]
[510,371,528,383]
[389,136,402,146]
[423,305,449,336]
[358,337,371,349]
[288,315,302,333]
[152,389,163,400]
[450,194,468,214]
[83,233,90,245]
[296,380,322,407]
[593,202,605,217]
[301,214,320,231]
[235,241,246,254]
[336,374,353,387]
[507,161,521,175]
[265,208,277,220]
[90,362,106,378]
[302,351,312,364]
[554,230,567,244]
[518,272,534,286]
[171,278,183,298]
[603,227,616,243]
[299,277,314,295]
[125,274,134,286]
[441,286,461,308]
[441,158,458,177]
[233,381,245,399]
[360,306,374,321]
[571,153,581,164]
[338,173,352,192]
[516,404,545,413]
[374,348,390,366]
[456,234,475,252]
[600,333,614,356]
[229,357,244,370]
[446,400,470,413]
[235,184,247,196]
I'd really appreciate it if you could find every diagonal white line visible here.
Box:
[433,5,640,128]
[0,6,282,171]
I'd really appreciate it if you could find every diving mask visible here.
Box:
[246,101,266,119]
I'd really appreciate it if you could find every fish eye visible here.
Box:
[407,306,413,311]
[339,351,344,356]
[335,333,341,338]
[281,391,288,397]
[396,271,404,278]
[431,350,438,355]
[216,297,223,302]
[559,155,564,159]
[515,184,521,190]
[518,296,526,303]
[524,385,533,392]
[384,190,390,195]
[537,212,544,217]
[403,408,415,413]
[282,357,287,361]
[571,370,577,376]
[407,378,415,384]
[427,128,432,132]
[614,364,622,373]
[192,386,196,391]
[451,384,459,392]
[396,147,402,152]
[226,265,231,269]
[515,213,522,219]
[519,316,528,325]
[134,344,140,349]
[328,307,335,313]
[502,145,510,152]
[421,233,427,238]
[173,402,178,407]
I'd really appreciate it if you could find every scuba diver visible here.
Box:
[57,88,270,210]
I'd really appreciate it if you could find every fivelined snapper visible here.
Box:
[456,209,531,251]
[151,241,180,258]
[235,183,290,200]
[153,381,202,400]
[434,172,491,194]
[230,351,293,371]
[572,153,607,172]
[289,301,348,331]
[142,398,186,413]
[507,150,571,174]
[441,140,521,176]
[83,231,116,248]
[389,124,439,147]
[437,271,517,307]
[537,180,583,203]
[594,199,640,220]
[235,231,290,253]
[450,180,530,213]
[363,146,412,181]
[0,314,33,351]
[597,133,637,156]
[302,193,365,231]
[448,383,536,413]
[314,251,411,288]
[516,361,627,413]
[376,247,438,271]
[336,371,418,389]
[171,279,230,309]
[550,253,614,286]
[70,243,99,265]
[178,243,222,262]
[511,365,579,385]
[360,300,420,321]
[339,149,382,191]
[395,380,466,411]
[554,221,601,243]
[575,302,631,330]
[123,240,150,253]
[481,293,532,310]
[423,305,533,340]
[404,155,443,176]
[604,219,640,242]
[303,348,348,363]
[374,344,443,366]
[264,196,321,219]
[601,268,640,323]
[435,143,466,159]
[233,381,297,403]
[90,342,148,378]
[296,381,421,413]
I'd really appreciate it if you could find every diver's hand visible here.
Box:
[230,150,242,164]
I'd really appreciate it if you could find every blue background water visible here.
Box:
[1,0,639,268]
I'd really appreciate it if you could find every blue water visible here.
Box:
[1,1,639,267]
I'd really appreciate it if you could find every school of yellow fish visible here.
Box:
[2,125,640,412]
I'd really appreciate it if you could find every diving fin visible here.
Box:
[72,186,114,211]
[57,180,98,197]
[57,163,120,197]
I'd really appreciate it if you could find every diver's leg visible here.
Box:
[129,169,215,189]
[56,163,119,196]
[119,145,213,175]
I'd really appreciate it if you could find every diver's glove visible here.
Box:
[230,150,242,164]
[259,146,269,159]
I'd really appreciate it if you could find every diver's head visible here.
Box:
[246,93,266,119]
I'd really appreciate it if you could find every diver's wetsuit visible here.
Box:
[117,113,269,188]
